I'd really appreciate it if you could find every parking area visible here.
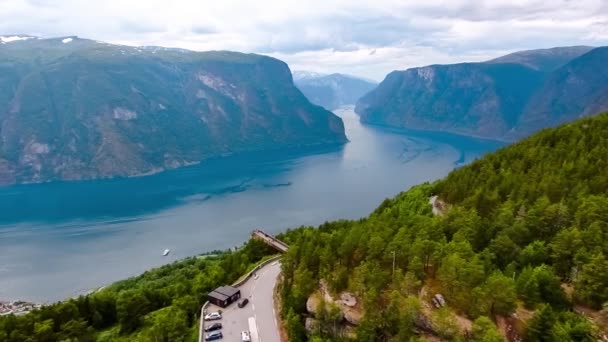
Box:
[201,261,281,342]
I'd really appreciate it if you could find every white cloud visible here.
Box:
[1,0,607,80]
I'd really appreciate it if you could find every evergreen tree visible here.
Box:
[471,316,503,342]
[575,253,608,309]
[526,305,556,342]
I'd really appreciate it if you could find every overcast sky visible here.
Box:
[1,0,607,80]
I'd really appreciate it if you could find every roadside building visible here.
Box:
[208,285,241,308]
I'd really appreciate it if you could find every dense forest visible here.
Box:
[2,113,608,342]
[0,241,276,341]
[278,113,608,341]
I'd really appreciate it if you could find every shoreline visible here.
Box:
[0,107,499,303]
[0,140,348,188]
[0,300,41,316]
[1,251,227,306]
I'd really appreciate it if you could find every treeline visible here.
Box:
[279,113,608,341]
[0,240,276,341]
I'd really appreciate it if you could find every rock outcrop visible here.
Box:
[305,318,318,333]
[305,281,362,326]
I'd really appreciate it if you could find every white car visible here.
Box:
[204,312,222,321]
[241,331,251,342]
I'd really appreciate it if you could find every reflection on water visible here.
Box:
[0,107,504,302]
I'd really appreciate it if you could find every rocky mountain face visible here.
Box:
[514,47,608,138]
[0,36,347,185]
[356,46,607,140]
[293,72,377,110]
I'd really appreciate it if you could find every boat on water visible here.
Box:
[163,249,170,256]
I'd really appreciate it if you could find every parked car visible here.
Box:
[204,312,222,321]
[205,322,222,332]
[205,331,223,341]
[237,298,249,308]
[241,331,251,342]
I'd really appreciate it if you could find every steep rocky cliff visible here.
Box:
[0,36,347,185]
[356,46,606,140]
[513,47,608,138]
[356,62,545,138]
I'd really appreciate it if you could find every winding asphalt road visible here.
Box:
[200,261,282,342]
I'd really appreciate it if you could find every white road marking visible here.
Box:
[252,278,257,294]
[249,316,260,342]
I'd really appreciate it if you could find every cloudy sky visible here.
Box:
[1,0,607,80]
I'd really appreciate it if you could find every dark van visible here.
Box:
[237,298,249,308]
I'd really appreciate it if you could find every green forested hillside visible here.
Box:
[279,113,608,341]
[2,114,607,342]
[0,241,276,341]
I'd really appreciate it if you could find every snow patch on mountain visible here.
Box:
[292,70,328,81]
[0,35,34,43]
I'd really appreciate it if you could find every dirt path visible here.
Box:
[575,305,608,338]
[497,315,523,342]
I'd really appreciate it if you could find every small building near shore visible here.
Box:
[208,285,241,308]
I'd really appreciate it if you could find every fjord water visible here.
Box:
[0,107,503,302]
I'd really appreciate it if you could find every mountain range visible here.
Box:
[0,36,347,185]
[356,46,608,140]
[3,38,607,185]
[293,71,377,110]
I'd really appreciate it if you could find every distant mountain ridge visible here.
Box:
[292,70,328,81]
[0,36,347,185]
[356,46,607,140]
[486,46,594,71]
[514,46,608,138]
[293,71,377,110]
